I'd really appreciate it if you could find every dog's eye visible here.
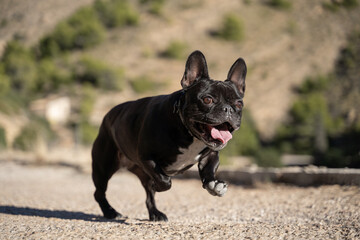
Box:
[203,97,213,105]
[235,101,243,109]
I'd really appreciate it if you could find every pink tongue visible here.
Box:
[209,126,232,144]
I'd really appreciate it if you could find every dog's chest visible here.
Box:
[164,139,206,176]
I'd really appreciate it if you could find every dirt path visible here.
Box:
[1,160,359,239]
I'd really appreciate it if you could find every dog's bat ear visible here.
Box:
[226,58,247,96]
[181,50,209,88]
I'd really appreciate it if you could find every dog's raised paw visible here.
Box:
[204,180,228,197]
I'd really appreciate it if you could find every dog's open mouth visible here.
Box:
[193,122,234,145]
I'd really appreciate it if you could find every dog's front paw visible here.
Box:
[204,180,228,197]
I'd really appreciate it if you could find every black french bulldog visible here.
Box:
[92,50,247,221]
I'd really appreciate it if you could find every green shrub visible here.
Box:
[13,125,38,151]
[74,56,124,90]
[0,19,8,28]
[0,92,25,114]
[297,75,331,94]
[12,118,56,151]
[330,31,360,118]
[0,126,6,149]
[342,0,359,8]
[79,121,98,145]
[179,0,203,9]
[286,20,297,35]
[94,0,139,28]
[35,59,72,94]
[254,147,282,168]
[280,91,342,154]
[272,75,334,154]
[140,0,166,15]
[2,40,38,93]
[149,0,166,15]
[267,0,292,10]
[218,13,245,42]
[243,0,252,4]
[161,41,188,59]
[0,65,10,96]
[221,110,260,157]
[271,31,360,168]
[323,0,358,11]
[38,36,61,58]
[130,75,165,94]
[323,2,340,12]
[39,7,105,56]
[79,84,96,119]
[71,85,98,145]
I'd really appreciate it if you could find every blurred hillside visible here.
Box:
[0,0,359,168]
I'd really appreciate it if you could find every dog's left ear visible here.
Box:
[226,58,247,96]
[181,50,209,88]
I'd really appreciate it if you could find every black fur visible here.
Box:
[92,50,247,221]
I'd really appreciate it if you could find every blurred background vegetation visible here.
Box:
[0,0,359,168]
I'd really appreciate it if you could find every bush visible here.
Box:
[161,41,188,59]
[130,75,165,93]
[279,91,342,154]
[140,0,166,16]
[39,7,105,56]
[79,121,98,145]
[323,0,358,11]
[35,59,72,94]
[297,75,330,94]
[38,36,61,58]
[267,0,292,10]
[12,118,56,151]
[70,85,98,145]
[74,56,124,90]
[13,125,38,151]
[0,126,6,149]
[221,110,260,157]
[94,0,139,28]
[0,19,8,28]
[327,30,360,131]
[79,84,96,119]
[243,0,252,5]
[342,0,359,8]
[2,40,38,93]
[149,0,166,15]
[254,147,282,168]
[218,13,245,42]
[0,92,25,114]
[0,65,10,96]
[270,31,360,168]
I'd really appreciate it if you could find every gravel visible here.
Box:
[1,160,359,239]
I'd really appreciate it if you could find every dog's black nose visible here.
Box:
[223,106,233,113]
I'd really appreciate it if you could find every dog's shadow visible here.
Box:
[0,205,128,224]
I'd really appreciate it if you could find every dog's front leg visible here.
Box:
[198,151,228,197]
[141,159,172,192]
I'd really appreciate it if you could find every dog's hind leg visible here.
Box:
[92,129,122,219]
[128,165,168,221]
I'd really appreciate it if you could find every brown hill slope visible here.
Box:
[1,0,360,138]
[0,0,93,49]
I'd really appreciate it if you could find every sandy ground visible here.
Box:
[0,160,359,239]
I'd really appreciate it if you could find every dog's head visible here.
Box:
[179,51,247,151]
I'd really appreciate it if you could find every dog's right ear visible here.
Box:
[181,50,209,88]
